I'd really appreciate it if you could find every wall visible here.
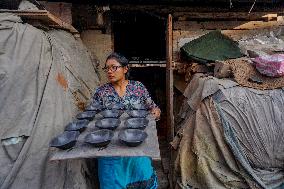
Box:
[71,4,113,85]
[81,30,112,84]
[39,1,72,24]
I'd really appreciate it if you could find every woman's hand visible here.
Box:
[151,108,161,121]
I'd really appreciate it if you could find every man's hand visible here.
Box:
[151,108,161,121]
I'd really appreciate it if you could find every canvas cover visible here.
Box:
[174,74,284,189]
[0,13,99,189]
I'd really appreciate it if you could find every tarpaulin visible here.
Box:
[0,13,99,189]
[214,87,284,189]
[174,74,284,189]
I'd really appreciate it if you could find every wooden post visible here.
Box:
[166,14,174,189]
[166,14,174,141]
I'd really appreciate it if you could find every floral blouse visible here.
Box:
[91,80,158,110]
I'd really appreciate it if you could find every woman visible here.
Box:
[91,52,161,189]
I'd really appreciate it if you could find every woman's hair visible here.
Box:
[105,52,129,67]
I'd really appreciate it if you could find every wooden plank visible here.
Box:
[222,29,274,40]
[174,21,252,30]
[50,114,161,161]
[201,20,284,30]
[46,11,78,34]
[111,5,284,14]
[166,14,174,141]
[129,64,166,68]
[174,12,280,21]
[173,30,207,39]
[0,10,48,14]
[173,21,203,30]
[166,14,174,189]
[233,20,284,29]
[174,19,284,30]
[0,10,79,34]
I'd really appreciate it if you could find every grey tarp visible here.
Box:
[177,73,238,120]
[174,74,284,189]
[214,87,284,189]
[0,13,99,189]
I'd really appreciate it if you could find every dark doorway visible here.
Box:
[112,11,166,63]
[112,11,167,138]
[129,67,167,138]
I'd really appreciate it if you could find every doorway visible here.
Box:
[112,11,166,63]
[129,67,167,137]
[112,10,167,138]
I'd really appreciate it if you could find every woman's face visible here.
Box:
[105,59,128,83]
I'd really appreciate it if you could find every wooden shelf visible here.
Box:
[174,12,281,21]
[0,10,79,35]
[129,64,166,67]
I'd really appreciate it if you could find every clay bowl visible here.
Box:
[84,129,114,147]
[76,111,96,121]
[118,129,148,147]
[85,102,104,111]
[99,109,121,118]
[125,118,149,130]
[50,131,80,150]
[65,120,89,133]
[109,103,125,110]
[95,118,121,130]
[127,110,149,118]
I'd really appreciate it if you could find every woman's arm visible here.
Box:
[138,82,161,120]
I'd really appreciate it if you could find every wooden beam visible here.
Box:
[0,10,79,35]
[166,14,174,141]
[166,14,174,189]
[129,64,166,68]
[174,12,281,21]
[111,5,284,14]
[173,19,284,30]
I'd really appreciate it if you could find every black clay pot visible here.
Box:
[65,119,89,133]
[99,109,121,118]
[85,102,104,111]
[125,118,149,130]
[50,131,80,150]
[127,110,149,118]
[95,118,121,130]
[118,129,148,147]
[76,111,96,121]
[84,129,114,147]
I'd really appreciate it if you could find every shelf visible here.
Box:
[0,9,79,35]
